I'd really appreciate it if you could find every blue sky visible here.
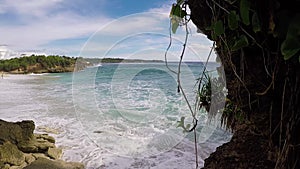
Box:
[0,0,215,61]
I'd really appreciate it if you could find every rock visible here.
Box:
[0,164,10,169]
[0,141,25,166]
[47,148,62,159]
[24,153,35,164]
[32,153,50,160]
[9,162,27,169]
[35,134,55,143]
[19,135,55,153]
[36,126,61,135]
[23,158,84,169]
[0,120,34,147]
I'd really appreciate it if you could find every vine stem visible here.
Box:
[165,19,178,74]
[175,3,199,168]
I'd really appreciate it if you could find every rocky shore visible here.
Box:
[0,119,84,169]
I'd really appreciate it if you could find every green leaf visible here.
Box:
[171,18,180,34]
[177,117,185,128]
[252,12,261,33]
[299,55,300,63]
[185,124,191,130]
[232,35,249,51]
[214,20,224,36]
[228,11,239,30]
[281,37,300,60]
[177,0,185,5]
[281,14,300,60]
[240,0,250,25]
[170,4,187,18]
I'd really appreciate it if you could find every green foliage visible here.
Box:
[228,11,239,30]
[232,35,249,51]
[221,99,245,129]
[281,14,300,61]
[0,55,76,73]
[251,12,261,33]
[169,3,187,34]
[176,117,191,132]
[101,58,124,63]
[214,20,225,37]
[240,0,250,25]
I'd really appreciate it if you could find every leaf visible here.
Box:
[240,0,250,25]
[281,14,300,60]
[232,35,249,51]
[177,117,185,128]
[252,12,261,33]
[299,55,300,63]
[281,37,300,60]
[228,11,239,30]
[185,124,191,130]
[170,4,187,18]
[214,20,224,36]
[171,18,180,34]
[177,0,185,5]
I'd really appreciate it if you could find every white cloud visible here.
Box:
[0,0,63,18]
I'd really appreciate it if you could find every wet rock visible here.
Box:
[47,148,62,159]
[19,135,55,153]
[0,141,25,166]
[36,126,61,135]
[35,134,55,143]
[23,158,84,169]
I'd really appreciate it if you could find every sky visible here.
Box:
[0,0,216,61]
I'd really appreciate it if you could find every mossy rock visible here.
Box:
[23,158,84,169]
[0,141,25,166]
[0,120,34,147]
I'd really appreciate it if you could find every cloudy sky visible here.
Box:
[0,0,215,61]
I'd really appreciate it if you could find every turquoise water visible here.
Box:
[0,62,231,168]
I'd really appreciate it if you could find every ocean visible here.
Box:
[0,62,231,169]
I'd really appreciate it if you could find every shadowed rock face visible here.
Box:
[0,120,34,146]
[0,119,84,169]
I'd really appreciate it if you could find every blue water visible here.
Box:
[0,62,231,169]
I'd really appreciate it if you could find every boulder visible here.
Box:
[0,141,25,166]
[24,153,35,164]
[0,120,34,147]
[47,148,62,159]
[32,153,50,160]
[35,134,55,143]
[23,158,84,169]
[19,135,55,153]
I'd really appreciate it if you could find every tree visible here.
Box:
[172,0,300,168]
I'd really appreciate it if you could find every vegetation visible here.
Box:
[170,0,299,168]
[0,55,76,73]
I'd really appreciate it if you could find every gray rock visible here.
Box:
[47,147,62,159]
[23,158,84,169]
[0,141,25,166]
